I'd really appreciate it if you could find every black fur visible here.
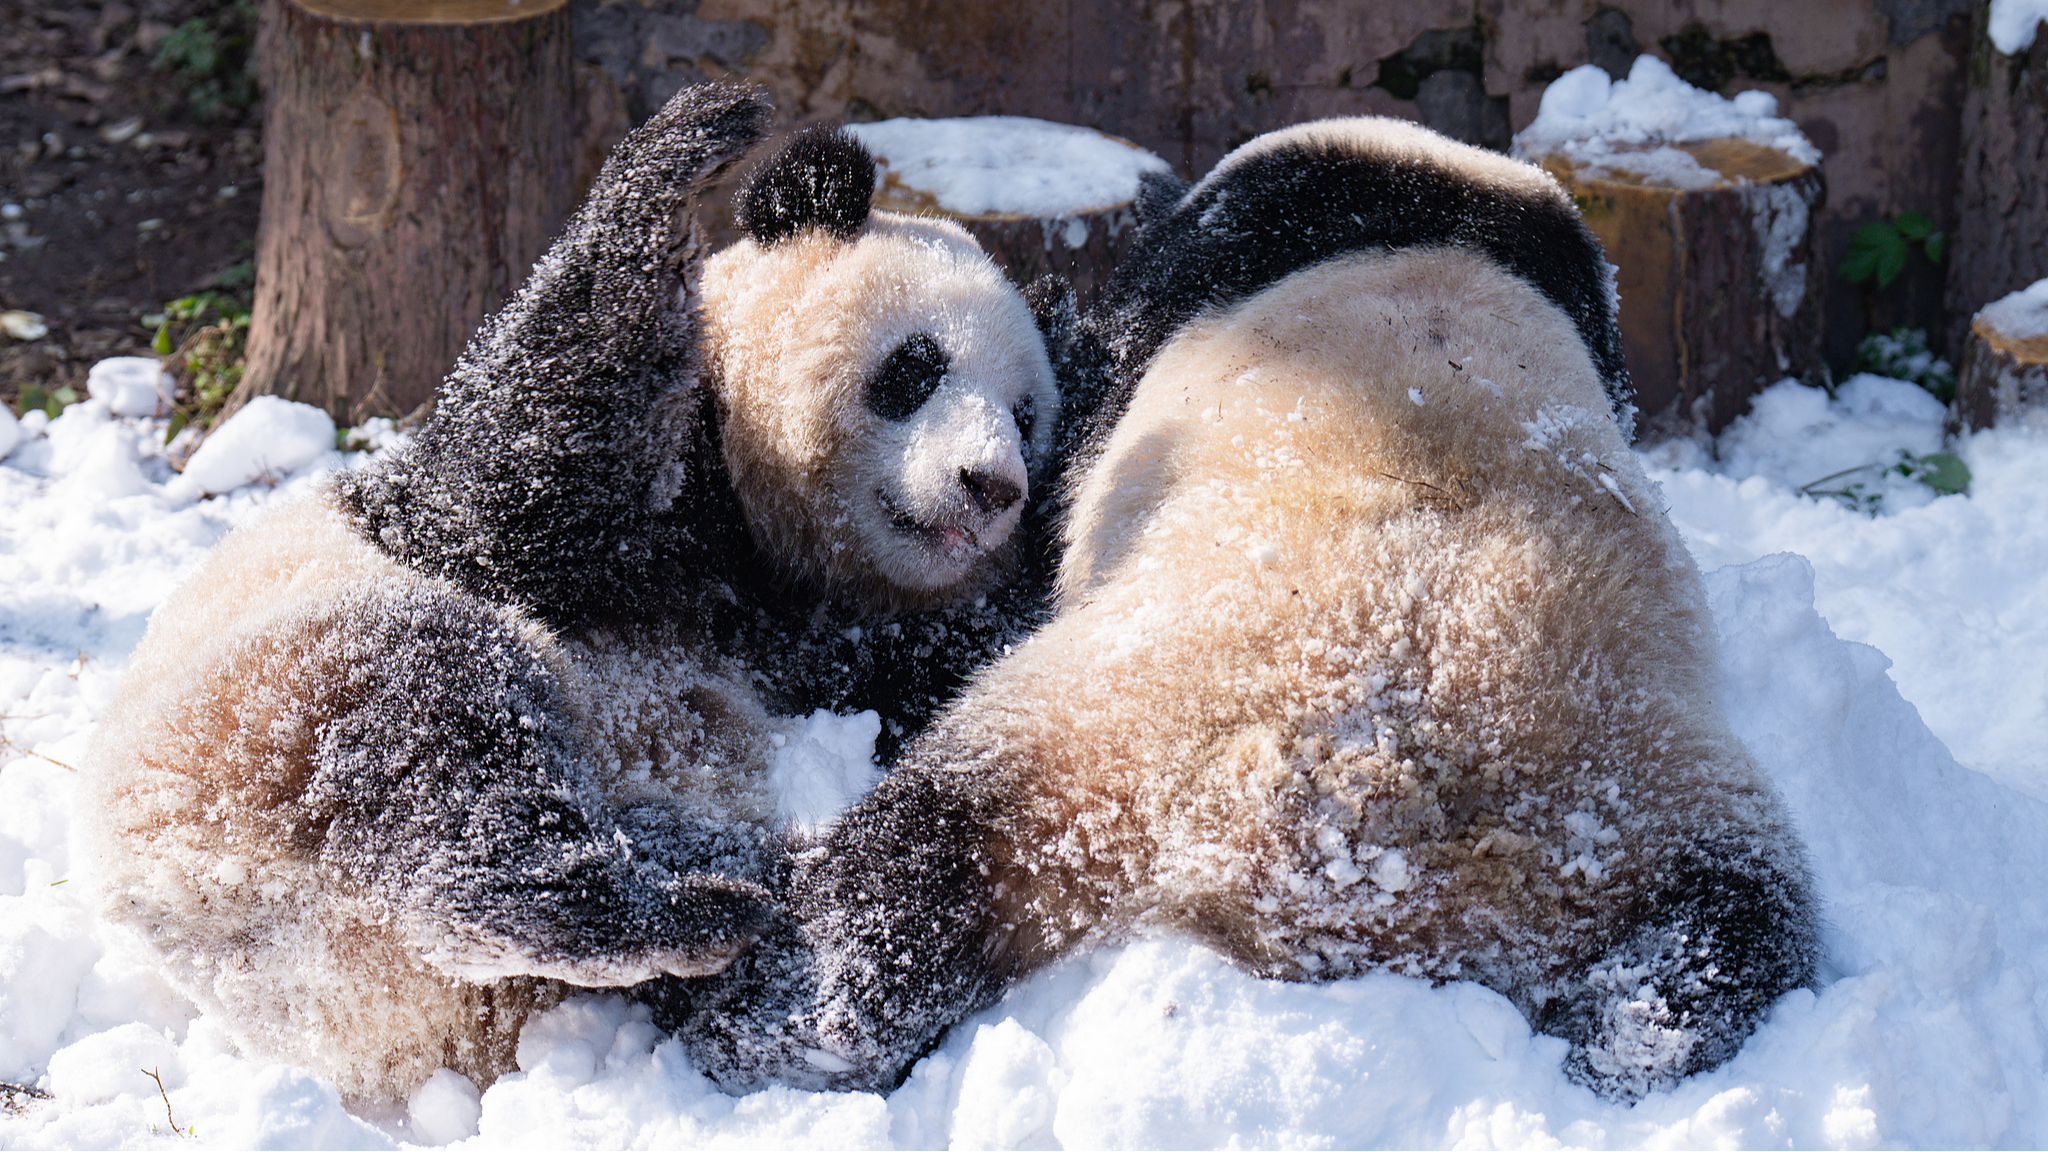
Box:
[335,83,771,629]
[864,333,951,420]
[733,126,877,245]
[1536,857,1819,1099]
[647,733,1021,1091]
[1070,126,1632,462]
[1132,168,1191,225]
[307,580,773,977]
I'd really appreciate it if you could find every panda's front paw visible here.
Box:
[420,870,775,988]
[642,871,779,980]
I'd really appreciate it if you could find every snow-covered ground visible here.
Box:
[3,371,2047,1149]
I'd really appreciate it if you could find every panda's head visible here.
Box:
[701,128,1060,612]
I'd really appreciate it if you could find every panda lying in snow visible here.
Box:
[661,116,1820,1102]
[84,85,1070,1104]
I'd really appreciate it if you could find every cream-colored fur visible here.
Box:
[962,248,1798,1001]
[85,491,777,1102]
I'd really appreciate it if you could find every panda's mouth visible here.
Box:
[879,493,986,559]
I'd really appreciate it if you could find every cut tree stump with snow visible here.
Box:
[844,118,1172,302]
[1513,60,1828,438]
[1531,140,1826,437]
[239,0,576,423]
[1946,7,2048,358]
[1956,279,2048,431]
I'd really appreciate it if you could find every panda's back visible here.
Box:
[976,248,1788,983]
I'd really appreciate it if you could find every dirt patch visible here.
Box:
[1,0,262,416]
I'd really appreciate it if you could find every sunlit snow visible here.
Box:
[3,371,2047,1147]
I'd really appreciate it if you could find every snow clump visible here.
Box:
[1989,0,2048,54]
[162,394,338,503]
[84,357,174,418]
[1975,276,2048,343]
[845,116,1171,220]
[1512,55,1820,189]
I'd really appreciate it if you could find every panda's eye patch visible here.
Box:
[1013,393,1036,444]
[866,333,950,421]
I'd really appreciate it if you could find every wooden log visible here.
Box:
[1534,138,1827,437]
[849,118,1170,303]
[1955,280,2048,431]
[239,0,576,424]
[1945,10,2048,359]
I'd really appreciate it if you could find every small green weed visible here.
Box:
[1799,449,1971,513]
[1838,211,1945,290]
[15,383,79,420]
[1854,326,1957,403]
[153,1,258,123]
[153,292,251,443]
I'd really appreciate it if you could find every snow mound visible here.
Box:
[0,404,18,463]
[845,116,1171,219]
[767,709,883,837]
[1512,56,1819,189]
[1976,275,2048,342]
[7,389,2048,1146]
[84,357,174,419]
[1990,0,2048,55]
[163,395,338,503]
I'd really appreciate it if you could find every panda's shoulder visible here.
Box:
[1094,116,1626,414]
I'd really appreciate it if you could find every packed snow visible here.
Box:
[1511,56,1820,190]
[1989,0,2048,54]
[1977,276,2048,343]
[4,369,2048,1148]
[844,117,1170,220]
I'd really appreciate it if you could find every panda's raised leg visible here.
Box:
[336,84,772,626]
[305,581,771,986]
[651,748,1034,1093]
[1536,855,1819,1100]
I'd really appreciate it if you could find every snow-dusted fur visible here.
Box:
[85,88,1066,1104]
[663,117,1818,1102]
[703,196,1059,616]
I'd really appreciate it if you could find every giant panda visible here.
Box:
[662,116,1820,1102]
[83,85,1068,1105]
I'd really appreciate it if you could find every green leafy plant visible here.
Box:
[1838,211,1946,289]
[16,383,79,419]
[1854,326,1957,403]
[1799,449,1970,513]
[152,1,258,123]
[153,291,251,443]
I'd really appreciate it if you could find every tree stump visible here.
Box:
[1532,139,1827,437]
[1945,10,2048,359]
[239,0,576,424]
[844,118,1171,303]
[1955,280,2048,431]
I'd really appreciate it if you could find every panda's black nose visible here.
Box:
[960,468,1022,514]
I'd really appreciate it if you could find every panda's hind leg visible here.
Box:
[1536,855,1819,1100]
[304,580,771,987]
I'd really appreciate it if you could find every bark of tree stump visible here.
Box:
[1955,281,2048,431]
[1534,139,1827,437]
[239,0,576,424]
[871,189,1137,304]
[1945,11,2048,359]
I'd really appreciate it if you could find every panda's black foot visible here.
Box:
[1540,861,1819,1101]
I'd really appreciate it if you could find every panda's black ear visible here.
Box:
[1134,169,1191,226]
[733,126,876,245]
